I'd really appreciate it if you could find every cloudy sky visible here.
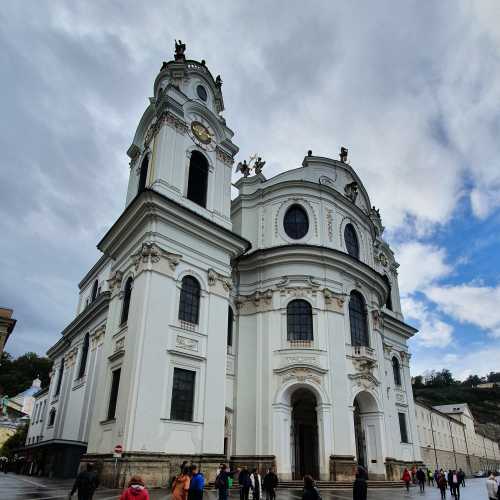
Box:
[1,1,499,380]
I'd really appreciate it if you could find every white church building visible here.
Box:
[24,43,426,485]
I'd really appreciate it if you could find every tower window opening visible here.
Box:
[227,306,234,347]
[383,275,393,310]
[120,277,133,326]
[138,155,149,193]
[392,356,402,386]
[187,151,209,208]
[344,223,360,259]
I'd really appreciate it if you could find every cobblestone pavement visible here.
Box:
[0,474,492,500]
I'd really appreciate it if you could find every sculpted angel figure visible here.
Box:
[235,160,251,177]
[174,39,186,61]
[254,157,266,175]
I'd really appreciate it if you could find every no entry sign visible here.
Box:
[114,444,123,456]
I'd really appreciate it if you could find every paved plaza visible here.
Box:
[0,475,493,500]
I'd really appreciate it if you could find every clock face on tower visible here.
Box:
[191,121,212,145]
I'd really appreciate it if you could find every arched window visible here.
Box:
[227,306,234,347]
[392,357,402,386]
[91,280,98,302]
[48,408,56,427]
[55,364,64,396]
[287,299,313,341]
[120,277,133,326]
[382,275,393,310]
[344,223,360,259]
[187,151,209,207]
[349,291,369,346]
[77,333,90,379]
[284,204,309,239]
[178,276,201,324]
[138,155,149,193]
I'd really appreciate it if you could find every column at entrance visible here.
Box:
[272,403,292,479]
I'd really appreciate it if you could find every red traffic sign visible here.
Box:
[114,444,123,454]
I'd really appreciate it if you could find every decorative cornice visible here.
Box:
[107,270,123,291]
[216,145,234,166]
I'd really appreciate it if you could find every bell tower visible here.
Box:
[125,41,238,229]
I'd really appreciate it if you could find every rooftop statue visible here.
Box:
[174,39,186,61]
[254,157,266,175]
[215,75,223,89]
[340,146,348,163]
[235,160,251,177]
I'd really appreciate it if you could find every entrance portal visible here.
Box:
[353,399,366,468]
[291,388,319,479]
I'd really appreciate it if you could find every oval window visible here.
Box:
[284,205,309,240]
[196,85,208,101]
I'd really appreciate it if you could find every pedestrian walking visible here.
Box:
[250,468,262,500]
[353,466,368,500]
[458,468,465,487]
[417,467,426,493]
[302,475,321,500]
[263,468,278,500]
[188,464,205,500]
[450,470,460,499]
[402,467,411,492]
[172,466,191,500]
[69,463,99,500]
[486,473,498,500]
[437,473,447,500]
[427,469,434,486]
[239,467,252,500]
[119,476,150,500]
[215,464,236,500]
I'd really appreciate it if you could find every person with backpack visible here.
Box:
[119,476,150,500]
[437,472,448,500]
[402,468,411,492]
[428,468,434,487]
[188,464,205,500]
[352,466,368,500]
[263,468,278,500]
[302,475,321,500]
[172,465,191,500]
[69,463,99,500]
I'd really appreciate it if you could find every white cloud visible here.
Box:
[426,284,500,338]
[395,242,452,296]
[411,345,500,381]
[402,297,453,347]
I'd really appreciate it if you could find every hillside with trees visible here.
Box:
[0,351,51,397]
[412,369,500,441]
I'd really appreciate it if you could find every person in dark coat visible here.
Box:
[302,475,321,500]
[239,467,252,500]
[352,466,368,500]
[263,468,278,500]
[215,464,237,500]
[188,464,205,500]
[416,468,426,493]
[69,463,99,500]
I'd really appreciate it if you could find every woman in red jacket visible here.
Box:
[120,476,150,500]
[402,468,411,492]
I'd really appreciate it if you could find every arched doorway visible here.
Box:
[353,399,366,469]
[352,391,385,479]
[291,388,319,479]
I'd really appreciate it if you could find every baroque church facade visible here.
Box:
[24,44,424,485]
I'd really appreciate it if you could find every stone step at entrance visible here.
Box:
[210,480,408,490]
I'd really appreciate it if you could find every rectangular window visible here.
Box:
[107,368,121,420]
[399,412,409,443]
[170,368,195,422]
[55,364,64,396]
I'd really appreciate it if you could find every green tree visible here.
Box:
[0,424,28,458]
[412,375,424,388]
[462,374,483,386]
[486,372,500,383]
[0,351,51,396]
